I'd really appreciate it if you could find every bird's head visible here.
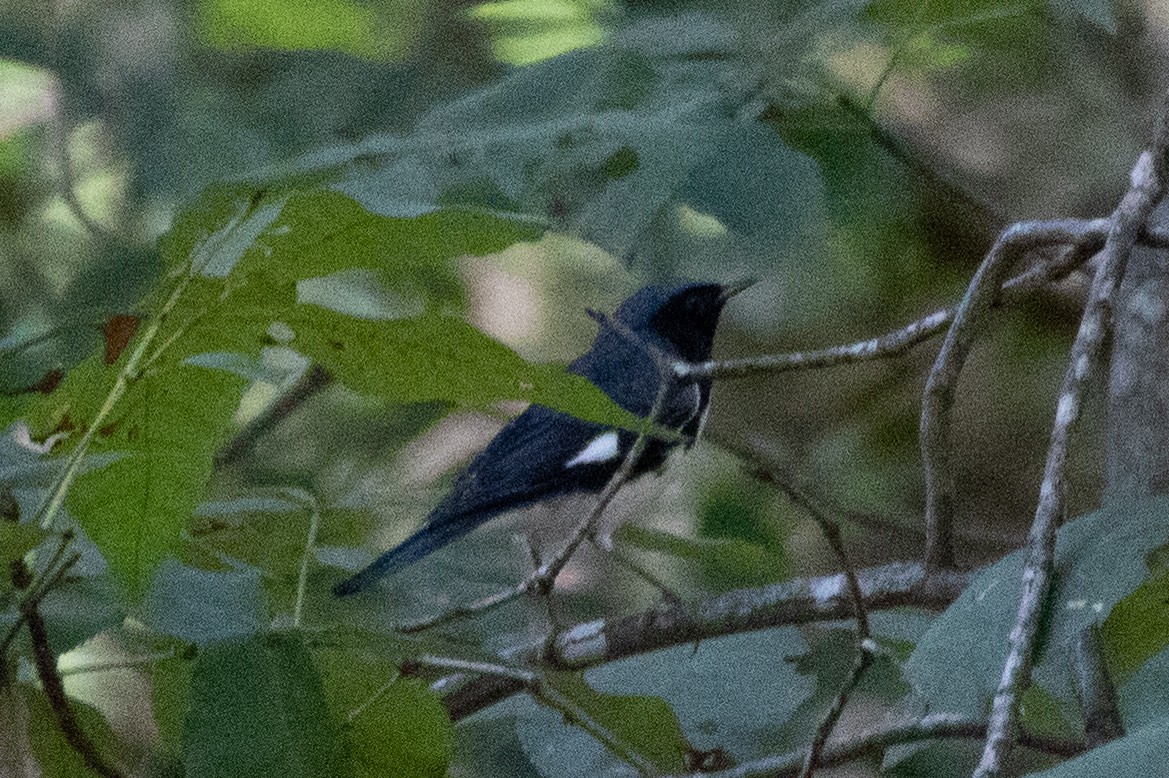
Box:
[614,279,751,362]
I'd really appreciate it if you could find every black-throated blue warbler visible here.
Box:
[333,280,746,596]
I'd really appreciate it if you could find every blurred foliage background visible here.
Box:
[2,0,1169,774]
[4,0,1164,577]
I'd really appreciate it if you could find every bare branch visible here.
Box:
[0,532,78,661]
[975,94,1169,778]
[439,561,969,721]
[214,364,334,468]
[920,221,1101,571]
[1073,624,1125,748]
[678,219,1109,382]
[661,712,1085,778]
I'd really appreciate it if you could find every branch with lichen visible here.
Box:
[973,92,1169,778]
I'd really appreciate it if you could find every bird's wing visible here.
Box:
[436,404,619,518]
[334,405,613,594]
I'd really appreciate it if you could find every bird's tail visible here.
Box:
[332,516,477,596]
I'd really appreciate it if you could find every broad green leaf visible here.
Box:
[1024,718,1169,777]
[584,628,812,762]
[151,186,635,427]
[199,0,420,60]
[184,634,345,778]
[0,520,44,572]
[1117,644,1169,731]
[287,307,642,430]
[317,651,452,778]
[142,559,268,644]
[543,671,690,774]
[23,353,118,442]
[452,713,544,778]
[1101,562,1169,685]
[346,678,452,778]
[470,0,612,65]
[153,654,194,757]
[904,497,1169,718]
[66,364,246,597]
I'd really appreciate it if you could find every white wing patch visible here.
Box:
[564,431,621,468]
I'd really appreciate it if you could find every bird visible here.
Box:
[333,279,748,596]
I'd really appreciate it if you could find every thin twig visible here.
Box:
[678,219,1114,382]
[12,557,124,778]
[0,533,77,660]
[414,653,538,684]
[725,442,875,778]
[416,654,658,776]
[797,646,875,778]
[920,222,1098,571]
[974,94,1169,778]
[214,365,334,468]
[32,268,198,532]
[660,712,1085,778]
[290,488,321,629]
[592,537,685,607]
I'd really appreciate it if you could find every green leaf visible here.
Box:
[199,0,419,60]
[184,634,346,778]
[66,364,246,598]
[452,714,544,778]
[153,185,635,428]
[1101,561,1169,684]
[141,560,268,645]
[153,653,194,758]
[516,668,687,770]
[1024,717,1169,777]
[904,497,1169,718]
[585,628,812,762]
[469,0,612,65]
[287,307,642,430]
[535,672,691,774]
[346,677,453,778]
[315,650,451,778]
[0,521,45,593]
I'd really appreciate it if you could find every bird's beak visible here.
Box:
[719,276,757,302]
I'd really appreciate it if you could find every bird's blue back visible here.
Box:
[332,281,729,595]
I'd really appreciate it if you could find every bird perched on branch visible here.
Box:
[333,280,748,596]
